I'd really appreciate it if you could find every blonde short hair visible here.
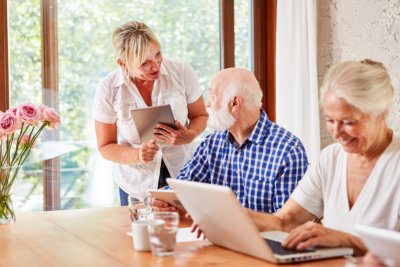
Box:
[112,21,161,76]
[320,59,394,116]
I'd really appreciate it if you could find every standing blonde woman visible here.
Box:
[94,21,208,205]
[246,59,400,256]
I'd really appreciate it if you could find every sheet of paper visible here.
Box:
[176,227,202,242]
[126,227,201,243]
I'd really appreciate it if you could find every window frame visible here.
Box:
[0,0,9,111]
[41,0,61,211]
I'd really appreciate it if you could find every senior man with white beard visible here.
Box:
[163,68,308,213]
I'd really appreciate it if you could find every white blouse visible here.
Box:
[94,59,202,194]
[291,134,400,234]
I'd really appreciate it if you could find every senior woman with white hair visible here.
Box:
[247,59,400,256]
[94,21,208,205]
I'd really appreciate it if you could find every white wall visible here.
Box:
[317,0,400,148]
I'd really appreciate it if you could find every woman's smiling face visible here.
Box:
[131,42,163,82]
[323,91,386,155]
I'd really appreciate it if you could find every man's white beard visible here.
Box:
[206,105,236,131]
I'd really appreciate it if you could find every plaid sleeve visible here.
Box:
[273,141,308,213]
[176,137,211,183]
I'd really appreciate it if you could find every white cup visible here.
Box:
[131,219,165,251]
[132,220,152,251]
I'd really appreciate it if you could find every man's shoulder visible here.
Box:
[197,130,228,149]
[265,121,304,148]
[204,130,228,142]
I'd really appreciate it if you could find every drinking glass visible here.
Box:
[128,193,151,221]
[148,211,179,256]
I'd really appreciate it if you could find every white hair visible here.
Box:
[320,59,393,116]
[222,78,263,109]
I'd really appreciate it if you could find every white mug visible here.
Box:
[131,220,152,251]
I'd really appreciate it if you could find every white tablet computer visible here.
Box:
[147,189,187,213]
[356,224,400,266]
[130,104,176,142]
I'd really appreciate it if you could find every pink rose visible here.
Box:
[8,105,20,116]
[16,102,40,125]
[0,112,22,134]
[36,104,47,119]
[42,107,61,129]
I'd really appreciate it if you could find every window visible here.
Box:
[7,0,221,211]
[3,0,274,212]
[235,0,250,69]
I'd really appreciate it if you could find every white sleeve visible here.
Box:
[93,80,117,124]
[183,61,202,104]
[290,155,325,218]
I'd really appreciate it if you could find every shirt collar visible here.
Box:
[114,67,129,87]
[159,61,168,77]
[246,110,270,145]
[225,109,270,147]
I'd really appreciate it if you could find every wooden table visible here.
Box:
[0,207,348,266]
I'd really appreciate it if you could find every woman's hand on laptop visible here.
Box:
[281,221,366,255]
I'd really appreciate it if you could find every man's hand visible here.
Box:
[150,198,179,212]
[185,213,206,239]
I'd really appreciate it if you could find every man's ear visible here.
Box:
[231,96,242,113]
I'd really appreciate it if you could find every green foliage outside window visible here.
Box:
[8,0,249,211]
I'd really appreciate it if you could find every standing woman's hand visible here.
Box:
[153,120,195,145]
[139,140,159,162]
[152,96,209,145]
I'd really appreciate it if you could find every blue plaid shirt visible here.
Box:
[176,110,308,213]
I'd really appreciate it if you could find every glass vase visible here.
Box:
[0,166,22,224]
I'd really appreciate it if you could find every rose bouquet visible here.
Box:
[0,102,61,224]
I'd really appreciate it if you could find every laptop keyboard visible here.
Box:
[264,239,315,256]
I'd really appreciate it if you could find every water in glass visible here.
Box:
[128,194,150,221]
[148,212,179,256]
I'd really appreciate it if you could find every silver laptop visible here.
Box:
[167,179,353,264]
[130,104,176,142]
